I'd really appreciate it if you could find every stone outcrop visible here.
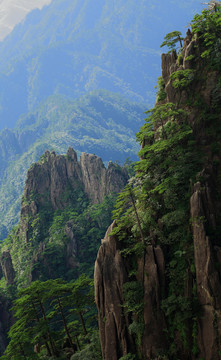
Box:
[0,147,128,288]
[22,147,128,214]
[94,222,166,360]
[0,251,15,285]
[139,246,166,358]
[20,147,128,243]
[65,221,79,269]
[94,222,134,360]
[161,31,219,112]
[4,146,129,286]
[80,153,127,204]
[191,173,221,360]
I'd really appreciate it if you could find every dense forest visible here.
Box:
[0,2,221,360]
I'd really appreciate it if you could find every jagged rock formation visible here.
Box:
[191,177,221,359]
[95,23,221,360]
[95,222,135,359]
[20,147,128,242]
[0,90,144,241]
[1,147,128,287]
[22,147,127,212]
[95,222,166,359]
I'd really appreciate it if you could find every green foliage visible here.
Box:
[0,90,144,239]
[170,69,195,89]
[70,331,102,360]
[112,182,146,249]
[177,53,184,66]
[123,281,144,356]
[2,182,117,287]
[155,76,167,102]
[123,281,144,316]
[160,31,184,52]
[69,193,118,277]
[0,225,7,242]
[1,276,96,360]
[191,5,221,66]
[137,102,188,143]
[113,90,203,357]
[119,354,136,360]
[123,158,136,178]
[135,96,202,356]
[2,6,221,360]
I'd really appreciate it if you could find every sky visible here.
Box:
[0,0,51,40]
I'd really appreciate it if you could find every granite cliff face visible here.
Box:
[0,147,128,288]
[95,25,221,360]
[20,147,128,241]
[23,147,127,208]
[95,222,166,359]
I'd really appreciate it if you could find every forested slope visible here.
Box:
[0,0,201,129]
[0,148,128,358]
[0,90,144,239]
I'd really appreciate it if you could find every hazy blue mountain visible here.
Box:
[0,90,145,238]
[0,0,51,41]
[0,0,202,129]
[0,0,203,238]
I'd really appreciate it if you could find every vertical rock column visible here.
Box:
[95,221,167,359]
[0,251,15,285]
[190,181,221,360]
[138,245,166,358]
[94,221,134,360]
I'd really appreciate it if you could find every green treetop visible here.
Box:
[160,31,184,52]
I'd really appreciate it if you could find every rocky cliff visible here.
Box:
[0,147,128,288]
[20,147,127,240]
[95,9,221,360]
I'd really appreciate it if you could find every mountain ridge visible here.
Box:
[0,90,145,238]
[0,0,202,129]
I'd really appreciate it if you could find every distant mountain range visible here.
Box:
[0,0,51,40]
[0,0,203,238]
[0,0,202,129]
[0,90,145,238]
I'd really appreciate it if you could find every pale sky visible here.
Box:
[0,0,52,41]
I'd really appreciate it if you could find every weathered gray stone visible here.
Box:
[190,179,221,360]
[94,222,134,360]
[0,251,15,285]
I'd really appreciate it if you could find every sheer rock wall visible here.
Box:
[20,147,128,242]
[94,29,221,360]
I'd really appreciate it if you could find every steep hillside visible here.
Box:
[0,90,144,239]
[0,0,202,129]
[95,5,221,360]
[0,147,128,288]
[0,147,129,358]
